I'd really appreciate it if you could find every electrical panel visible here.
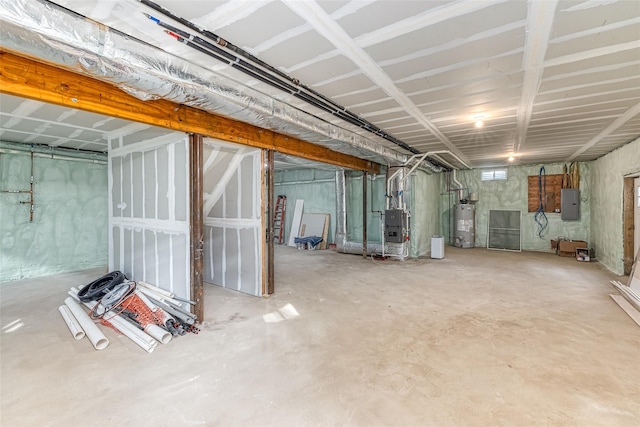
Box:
[385,209,408,243]
[561,189,580,221]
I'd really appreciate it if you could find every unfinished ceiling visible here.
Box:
[1,0,639,168]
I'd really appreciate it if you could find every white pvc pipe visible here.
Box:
[70,287,158,353]
[145,324,172,344]
[63,297,109,350]
[138,281,174,298]
[106,314,158,353]
[146,295,195,325]
[137,286,184,308]
[58,305,85,340]
[135,290,159,312]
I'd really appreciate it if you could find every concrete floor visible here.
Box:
[1,247,639,426]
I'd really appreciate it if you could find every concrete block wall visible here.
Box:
[0,152,108,282]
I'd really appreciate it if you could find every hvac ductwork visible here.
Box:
[334,170,404,257]
[0,0,443,173]
[0,141,107,163]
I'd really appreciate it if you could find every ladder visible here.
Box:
[274,195,287,244]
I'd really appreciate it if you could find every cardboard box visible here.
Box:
[576,247,590,262]
[557,240,587,257]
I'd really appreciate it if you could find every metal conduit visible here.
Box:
[0,141,107,164]
[140,0,424,157]
[1,0,445,173]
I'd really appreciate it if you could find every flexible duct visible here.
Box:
[0,0,445,171]
[143,6,421,156]
[58,305,85,340]
[334,170,405,256]
[63,297,109,350]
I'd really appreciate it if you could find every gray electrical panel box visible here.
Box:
[385,209,408,243]
[561,189,580,220]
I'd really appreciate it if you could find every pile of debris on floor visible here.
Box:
[59,271,198,353]
[610,250,640,327]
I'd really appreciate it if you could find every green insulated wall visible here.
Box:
[0,151,108,281]
[591,137,640,275]
[410,170,440,257]
[440,163,591,252]
[346,172,386,243]
[274,169,337,245]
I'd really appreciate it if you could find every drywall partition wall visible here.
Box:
[409,170,440,257]
[441,163,591,252]
[0,151,108,281]
[108,132,190,300]
[202,139,263,296]
[274,169,336,245]
[591,137,640,275]
[346,172,386,244]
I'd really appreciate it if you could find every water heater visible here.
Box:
[454,203,475,248]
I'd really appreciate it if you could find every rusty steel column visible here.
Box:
[267,150,275,294]
[189,133,204,321]
[363,171,368,259]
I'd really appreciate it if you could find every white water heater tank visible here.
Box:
[454,203,475,248]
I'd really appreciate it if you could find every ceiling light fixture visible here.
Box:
[475,120,484,128]
[508,155,515,162]
[473,115,485,128]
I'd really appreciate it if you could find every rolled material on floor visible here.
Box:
[58,305,85,340]
[145,324,172,344]
[63,297,109,350]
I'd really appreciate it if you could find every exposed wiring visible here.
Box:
[139,1,450,163]
[570,162,580,189]
[534,166,549,239]
[562,162,581,189]
[91,281,137,320]
[77,271,127,302]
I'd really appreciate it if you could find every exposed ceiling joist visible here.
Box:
[567,101,640,161]
[282,0,471,165]
[1,0,638,168]
[0,50,380,174]
[514,0,559,154]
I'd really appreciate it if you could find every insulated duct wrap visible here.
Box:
[335,171,405,256]
[0,0,442,173]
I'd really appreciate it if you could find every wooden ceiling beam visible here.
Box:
[0,50,379,174]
